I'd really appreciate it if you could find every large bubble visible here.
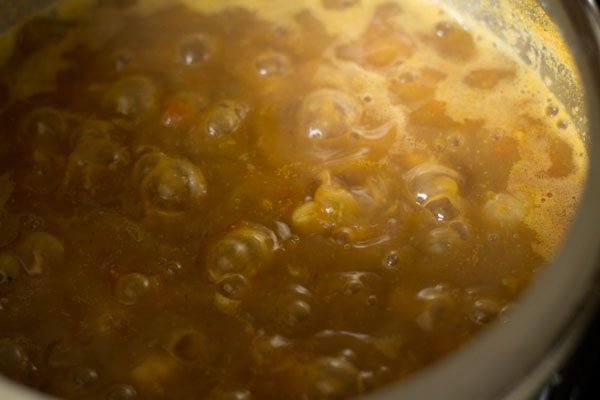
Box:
[140,156,207,216]
[16,232,65,275]
[178,34,214,66]
[305,356,360,399]
[104,76,159,120]
[299,89,362,141]
[403,162,461,206]
[0,339,31,381]
[205,223,278,282]
[254,51,290,77]
[197,101,249,138]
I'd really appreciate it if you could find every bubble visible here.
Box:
[105,76,159,119]
[255,51,290,77]
[0,252,22,290]
[545,105,559,117]
[416,284,455,331]
[70,130,129,170]
[285,299,312,325]
[339,349,357,363]
[274,221,293,241]
[159,259,182,278]
[73,367,99,386]
[417,284,450,301]
[206,224,277,282]
[251,334,292,370]
[132,151,165,185]
[446,134,464,148]
[140,157,207,216]
[106,384,137,400]
[299,89,362,140]
[382,251,400,269]
[216,274,248,301]
[201,102,249,138]
[425,197,460,221]
[306,357,359,399]
[170,330,206,362]
[20,107,68,151]
[114,273,150,305]
[16,232,64,275]
[431,21,475,60]
[435,22,453,38]
[317,272,384,323]
[179,34,213,65]
[0,340,29,380]
[403,163,461,206]
[557,120,569,130]
[343,276,365,295]
[471,299,500,325]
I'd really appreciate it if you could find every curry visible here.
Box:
[0,0,587,399]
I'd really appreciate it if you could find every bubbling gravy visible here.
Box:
[0,0,587,399]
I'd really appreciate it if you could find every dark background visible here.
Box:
[540,307,600,399]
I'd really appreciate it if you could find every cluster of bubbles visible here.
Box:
[291,170,396,245]
[17,108,134,202]
[206,223,278,314]
[402,161,470,254]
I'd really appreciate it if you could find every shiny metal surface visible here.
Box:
[0,1,598,400]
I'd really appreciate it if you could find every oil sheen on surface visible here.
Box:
[0,0,587,399]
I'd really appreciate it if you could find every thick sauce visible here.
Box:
[0,0,587,399]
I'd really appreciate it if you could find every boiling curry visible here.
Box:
[0,0,587,399]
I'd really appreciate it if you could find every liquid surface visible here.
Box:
[0,0,587,399]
